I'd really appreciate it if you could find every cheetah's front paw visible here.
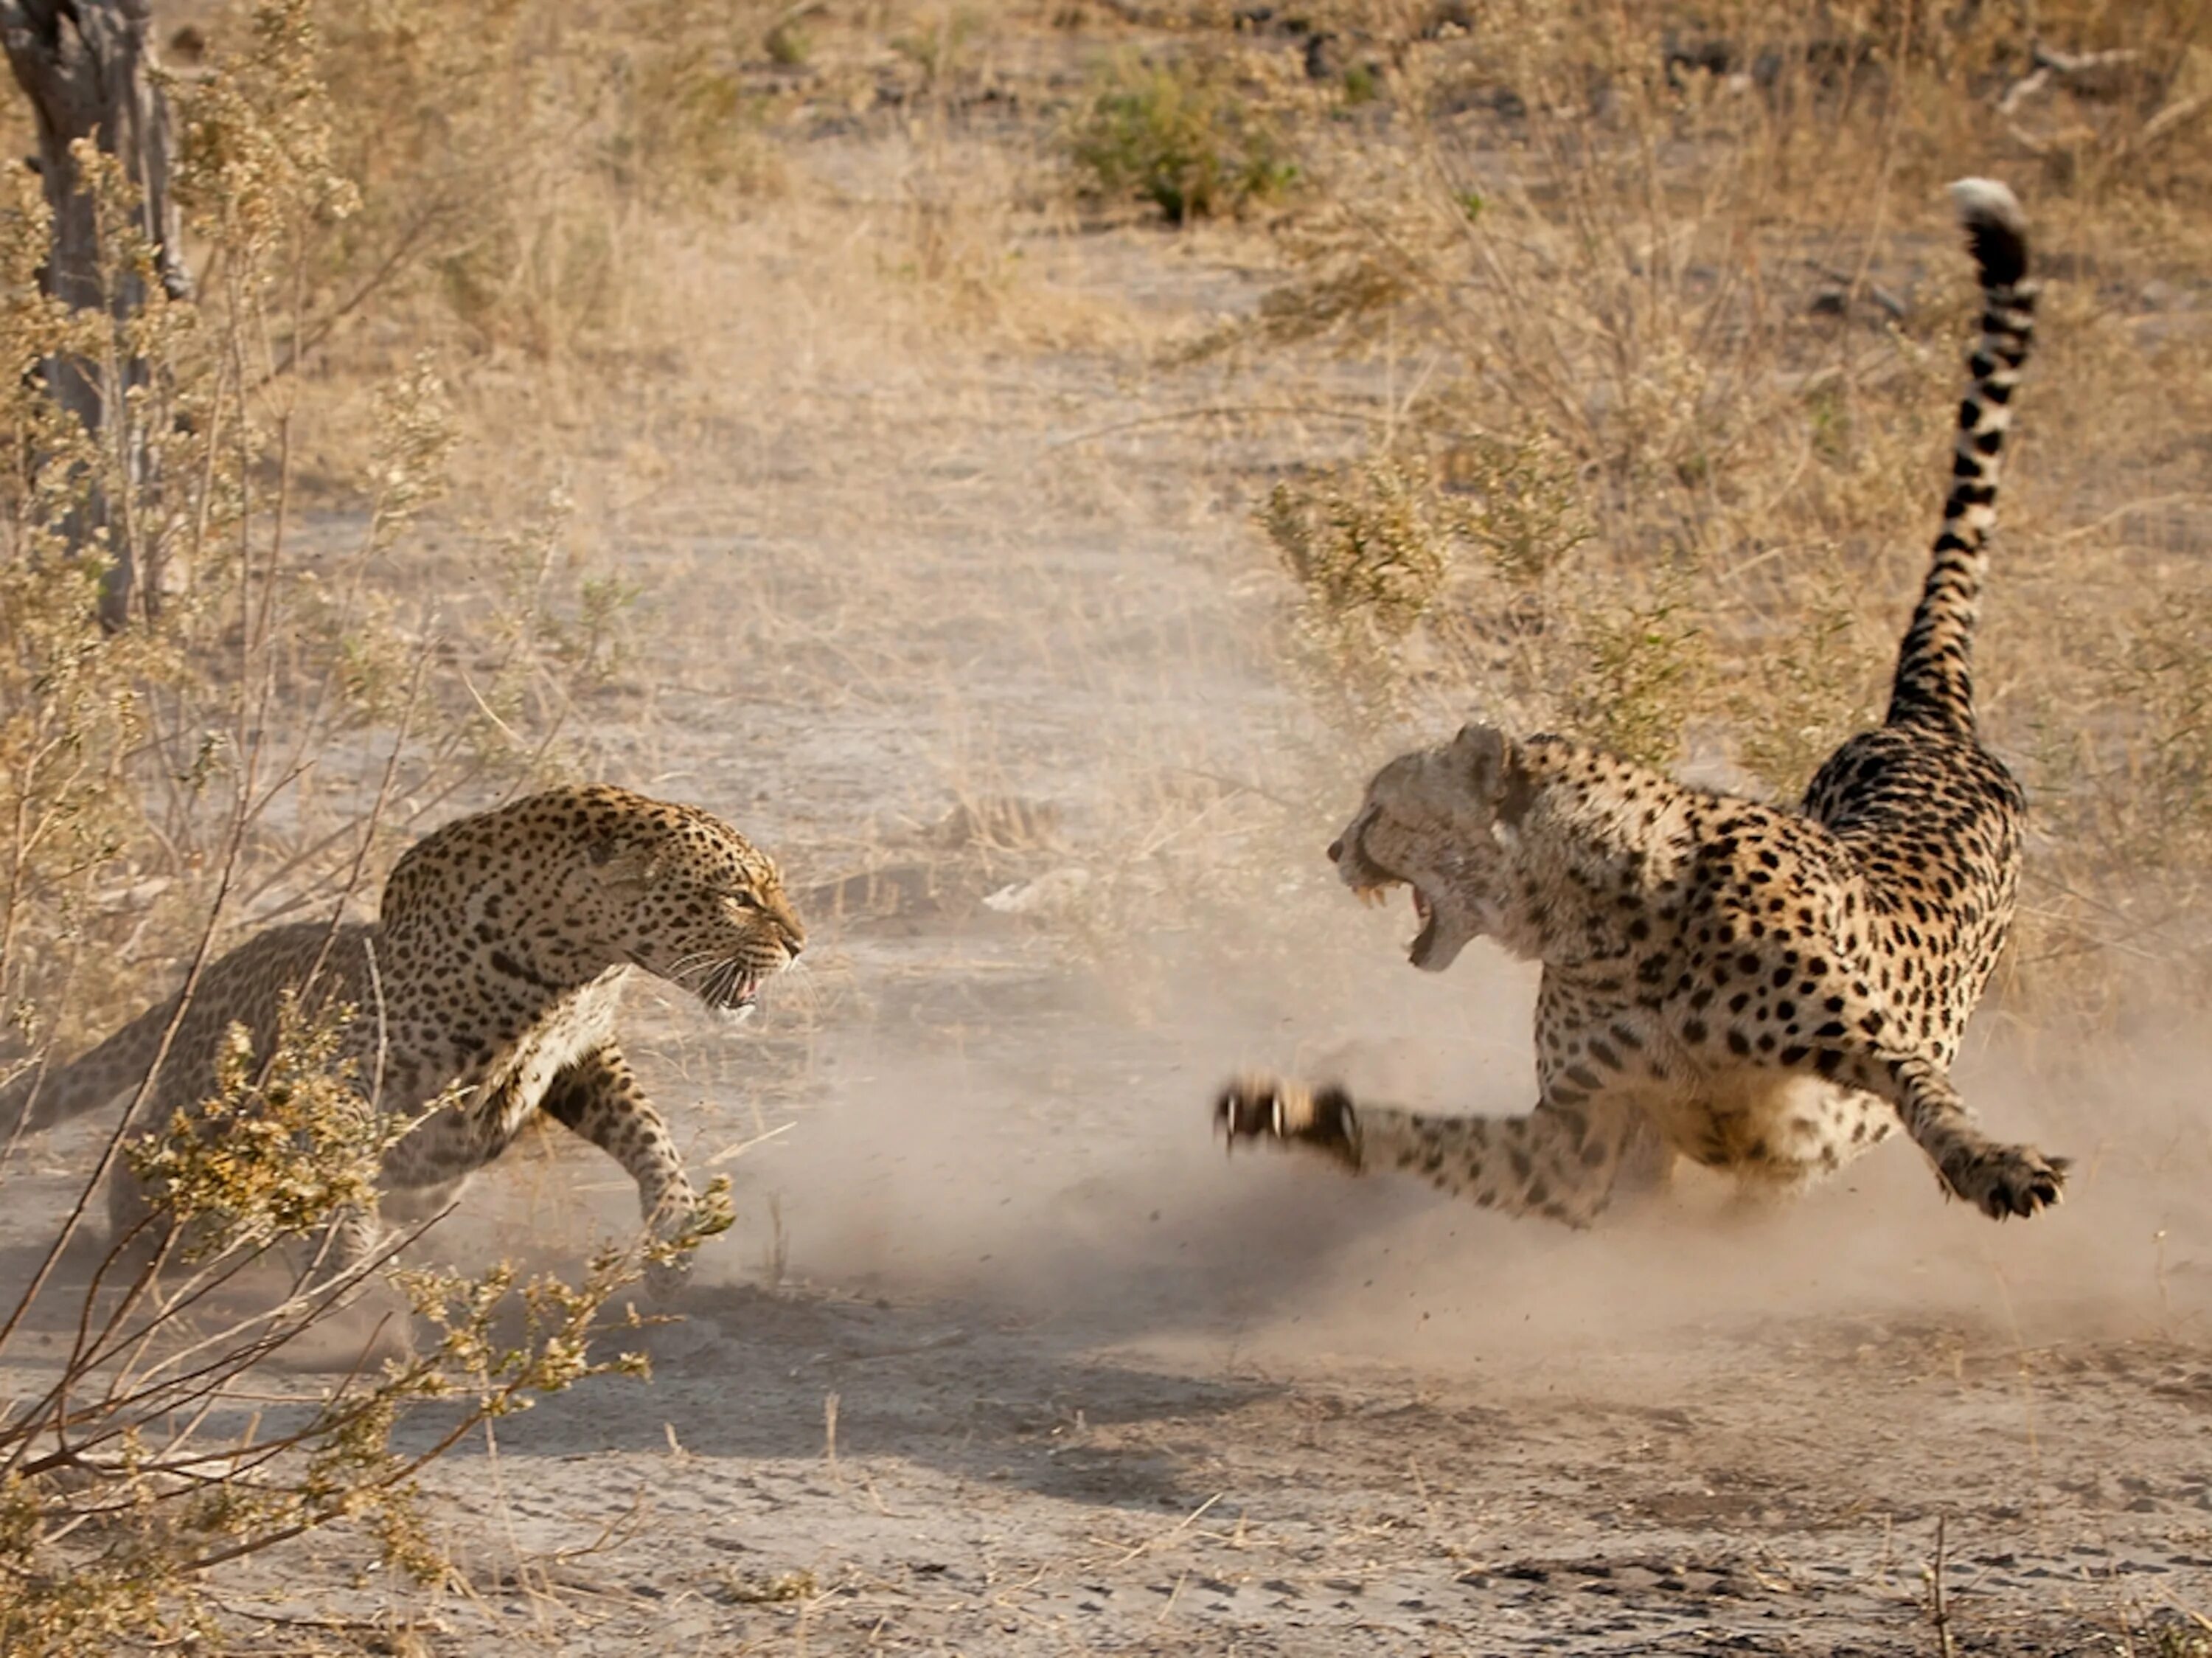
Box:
[1941,1142,2069,1220]
[1215,1074,1362,1171]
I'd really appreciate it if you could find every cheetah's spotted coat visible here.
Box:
[2,786,804,1283]
[1218,180,2065,1224]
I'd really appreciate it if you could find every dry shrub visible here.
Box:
[0,5,721,1648]
[122,993,404,1259]
[1563,563,1710,772]
[1067,49,1299,223]
[1260,447,1704,769]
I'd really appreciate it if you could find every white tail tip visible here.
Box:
[1947,176,2026,234]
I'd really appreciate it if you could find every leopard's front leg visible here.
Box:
[539,1041,704,1296]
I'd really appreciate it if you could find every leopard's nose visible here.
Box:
[1326,838,1344,864]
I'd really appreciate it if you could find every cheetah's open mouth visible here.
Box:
[1408,886,1438,965]
[1354,878,1438,965]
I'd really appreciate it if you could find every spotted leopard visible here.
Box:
[1218,179,2065,1225]
[2,785,804,1285]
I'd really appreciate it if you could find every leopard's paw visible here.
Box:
[643,1246,696,1304]
[640,1186,721,1303]
[1214,1074,1362,1171]
[1941,1140,2068,1220]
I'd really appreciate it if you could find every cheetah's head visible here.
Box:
[1328,723,1533,974]
[565,791,806,1018]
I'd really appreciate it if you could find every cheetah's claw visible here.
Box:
[1215,1075,1362,1170]
[1942,1144,2068,1220]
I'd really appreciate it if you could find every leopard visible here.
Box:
[1,785,805,1290]
[1217,178,2067,1227]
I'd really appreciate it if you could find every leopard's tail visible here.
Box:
[0,996,179,1136]
[1884,178,2036,738]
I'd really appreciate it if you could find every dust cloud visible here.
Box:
[707,926,2212,1381]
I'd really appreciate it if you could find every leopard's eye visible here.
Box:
[729,891,760,911]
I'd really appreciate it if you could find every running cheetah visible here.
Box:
[1218,180,2065,1224]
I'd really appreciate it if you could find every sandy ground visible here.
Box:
[8,108,2212,1654]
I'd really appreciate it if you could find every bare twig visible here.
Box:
[1929,1514,1957,1658]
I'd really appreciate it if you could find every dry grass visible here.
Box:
[344,0,2212,1022]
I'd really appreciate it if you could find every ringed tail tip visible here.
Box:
[1947,177,2029,288]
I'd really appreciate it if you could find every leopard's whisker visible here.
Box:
[660,950,721,983]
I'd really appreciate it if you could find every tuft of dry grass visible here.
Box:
[1066,47,1299,223]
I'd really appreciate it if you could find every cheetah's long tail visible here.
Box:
[0,996,181,1137]
[1882,178,2036,738]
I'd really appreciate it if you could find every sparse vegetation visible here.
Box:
[1067,50,1297,223]
[0,3,722,1647]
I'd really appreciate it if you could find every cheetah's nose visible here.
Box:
[1326,838,1344,864]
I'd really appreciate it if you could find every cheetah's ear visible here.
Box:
[1451,722,1533,825]
[1451,722,1504,771]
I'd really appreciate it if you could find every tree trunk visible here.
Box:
[0,0,189,631]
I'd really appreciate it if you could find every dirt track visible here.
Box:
[7,114,2212,1654]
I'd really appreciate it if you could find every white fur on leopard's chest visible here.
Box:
[479,1010,612,1142]
[388,975,626,1176]
[1645,1069,1894,1184]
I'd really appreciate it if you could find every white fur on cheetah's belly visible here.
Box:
[1646,1071,1896,1186]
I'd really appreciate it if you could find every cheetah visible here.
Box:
[1217,179,2066,1225]
[1,785,805,1286]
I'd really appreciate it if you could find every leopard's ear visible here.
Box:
[590,840,662,894]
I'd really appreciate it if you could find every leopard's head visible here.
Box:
[560,789,806,1016]
[1327,723,1534,973]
